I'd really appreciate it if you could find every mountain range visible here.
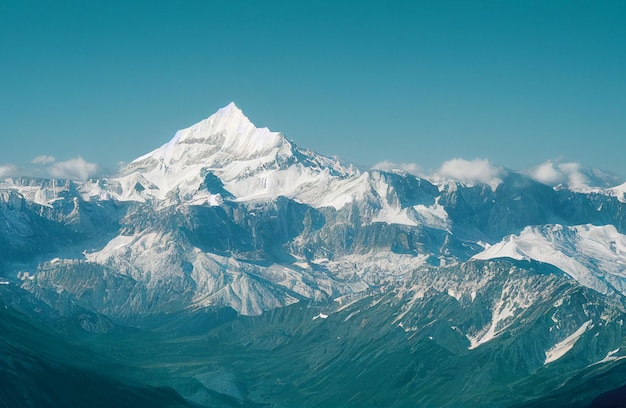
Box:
[2,103,626,407]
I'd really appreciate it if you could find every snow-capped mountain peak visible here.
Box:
[173,102,286,160]
[86,103,365,207]
[127,102,289,172]
[108,103,305,202]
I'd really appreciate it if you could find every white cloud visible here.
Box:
[437,158,504,190]
[528,161,589,190]
[530,161,563,185]
[48,157,98,180]
[0,164,18,178]
[0,156,99,180]
[372,161,425,177]
[31,155,56,164]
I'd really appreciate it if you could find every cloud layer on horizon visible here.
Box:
[2,152,623,193]
[0,164,18,178]
[526,160,623,190]
[0,156,99,180]
[372,160,425,177]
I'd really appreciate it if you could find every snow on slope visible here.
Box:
[544,320,592,364]
[76,103,447,229]
[82,102,379,212]
[1,178,76,207]
[84,231,319,315]
[109,102,361,207]
[84,230,425,315]
[473,224,626,295]
[610,182,626,203]
[465,275,540,349]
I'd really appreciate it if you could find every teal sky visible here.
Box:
[1,1,625,178]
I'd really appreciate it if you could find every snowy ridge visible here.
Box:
[473,224,626,295]
[1,177,77,207]
[130,102,285,165]
[100,103,371,209]
[610,182,626,203]
[78,103,447,231]
[83,228,426,315]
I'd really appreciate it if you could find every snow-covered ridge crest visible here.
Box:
[108,102,360,205]
[130,102,285,167]
[75,103,446,224]
[473,224,626,296]
[610,182,626,203]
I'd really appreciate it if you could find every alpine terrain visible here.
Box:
[2,103,626,407]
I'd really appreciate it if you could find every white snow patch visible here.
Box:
[544,320,592,364]
[393,288,426,324]
[344,310,360,321]
[593,348,626,365]
[447,288,460,301]
[467,298,516,349]
[335,295,366,312]
[466,282,534,349]
[371,207,417,227]
[293,261,310,270]
[18,272,34,281]
[84,234,137,263]
[413,198,450,229]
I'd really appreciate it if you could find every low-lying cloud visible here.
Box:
[529,161,586,188]
[526,160,622,190]
[48,157,98,180]
[0,164,18,178]
[437,158,504,190]
[0,156,99,180]
[372,161,424,177]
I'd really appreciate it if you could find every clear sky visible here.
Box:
[1,1,625,179]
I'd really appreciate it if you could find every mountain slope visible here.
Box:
[474,224,626,296]
[0,289,198,408]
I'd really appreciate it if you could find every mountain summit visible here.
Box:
[103,103,361,206]
[116,102,293,200]
[130,102,288,168]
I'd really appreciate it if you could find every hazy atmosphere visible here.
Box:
[2,1,625,179]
